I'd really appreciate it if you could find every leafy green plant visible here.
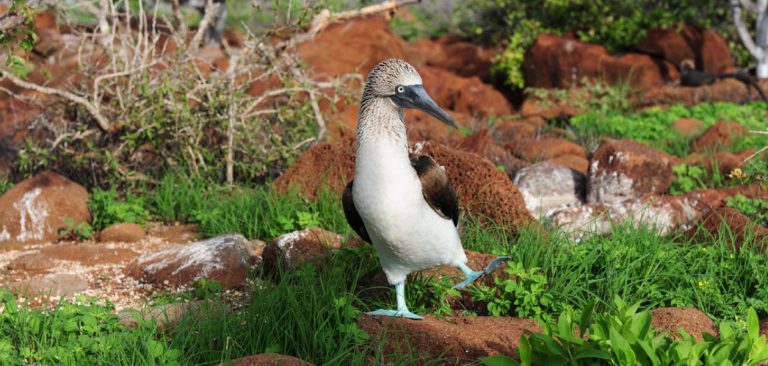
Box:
[471,262,557,320]
[670,164,708,194]
[727,194,768,227]
[89,187,150,230]
[58,217,94,241]
[570,102,768,156]
[480,297,768,366]
[0,0,37,78]
[0,175,12,196]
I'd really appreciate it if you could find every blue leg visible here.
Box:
[452,256,511,289]
[366,281,423,320]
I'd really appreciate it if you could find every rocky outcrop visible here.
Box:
[513,161,585,217]
[690,121,748,153]
[587,139,674,204]
[688,207,768,251]
[651,307,718,341]
[262,228,344,277]
[124,234,250,289]
[358,314,542,365]
[99,223,146,243]
[0,172,90,244]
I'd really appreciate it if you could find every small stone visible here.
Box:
[6,253,54,273]
[11,273,88,299]
[99,222,146,243]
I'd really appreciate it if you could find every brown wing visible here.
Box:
[410,154,459,226]
[342,181,371,243]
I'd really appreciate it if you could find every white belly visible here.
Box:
[353,140,467,284]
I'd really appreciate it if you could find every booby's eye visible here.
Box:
[395,85,405,94]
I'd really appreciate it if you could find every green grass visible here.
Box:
[570,102,768,157]
[146,172,350,240]
[5,175,767,365]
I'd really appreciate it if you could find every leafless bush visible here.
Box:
[1,0,364,187]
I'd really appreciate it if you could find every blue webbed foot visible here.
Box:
[452,256,511,289]
[366,308,424,320]
[451,270,483,289]
[484,256,511,274]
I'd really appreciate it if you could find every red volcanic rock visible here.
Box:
[508,138,586,162]
[523,33,670,89]
[272,136,357,199]
[358,314,543,365]
[587,139,674,204]
[125,234,250,289]
[690,121,748,153]
[418,66,513,117]
[651,307,719,341]
[262,228,343,276]
[637,27,696,68]
[672,118,704,137]
[688,207,768,251]
[297,16,407,79]
[99,223,146,243]
[225,354,315,366]
[0,172,90,244]
[601,53,668,88]
[550,155,590,176]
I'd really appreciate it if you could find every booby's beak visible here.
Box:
[393,85,458,129]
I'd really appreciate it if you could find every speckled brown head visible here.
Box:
[361,58,456,128]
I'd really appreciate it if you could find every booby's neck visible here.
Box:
[356,96,408,153]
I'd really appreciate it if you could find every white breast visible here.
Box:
[353,139,466,284]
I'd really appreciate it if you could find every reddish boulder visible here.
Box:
[272,136,356,199]
[690,121,748,153]
[637,78,768,107]
[33,11,63,57]
[404,38,445,68]
[695,29,735,74]
[456,129,527,172]
[688,207,768,251]
[587,139,674,204]
[124,234,250,289]
[651,307,718,341]
[40,244,138,266]
[509,138,586,162]
[99,222,146,243]
[494,120,539,143]
[297,16,407,79]
[0,172,90,244]
[672,118,704,137]
[430,35,496,81]
[636,28,696,68]
[523,33,668,89]
[11,273,88,299]
[601,53,667,88]
[416,142,533,228]
[549,155,590,176]
[419,66,513,117]
[224,354,315,366]
[358,314,542,365]
[6,253,54,273]
[262,228,344,276]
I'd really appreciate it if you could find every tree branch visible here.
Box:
[733,0,764,59]
[187,0,220,53]
[1,71,113,132]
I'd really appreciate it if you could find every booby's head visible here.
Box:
[363,58,457,128]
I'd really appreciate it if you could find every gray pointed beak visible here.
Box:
[398,85,458,129]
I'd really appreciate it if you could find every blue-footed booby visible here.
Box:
[342,59,509,320]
